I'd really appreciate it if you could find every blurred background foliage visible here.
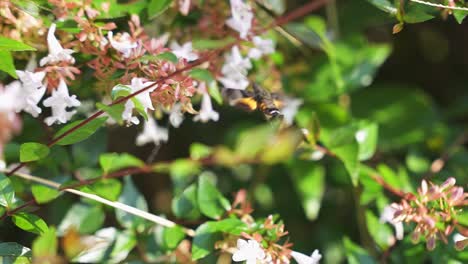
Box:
[1,0,468,263]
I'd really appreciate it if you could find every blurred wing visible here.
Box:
[232,97,258,112]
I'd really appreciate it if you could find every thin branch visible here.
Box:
[369,174,406,198]
[410,0,468,11]
[268,0,329,30]
[0,198,36,221]
[5,170,195,237]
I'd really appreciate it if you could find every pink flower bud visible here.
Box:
[426,235,436,251]
[441,177,456,190]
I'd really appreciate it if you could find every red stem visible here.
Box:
[0,199,37,221]
[267,0,329,30]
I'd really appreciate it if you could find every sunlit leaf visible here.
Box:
[58,203,105,234]
[0,173,16,208]
[12,212,49,235]
[19,143,50,162]
[0,51,17,78]
[32,227,57,259]
[0,36,36,51]
[162,225,185,250]
[31,185,60,204]
[148,0,172,18]
[99,153,144,174]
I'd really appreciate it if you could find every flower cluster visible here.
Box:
[389,178,467,250]
[221,191,322,264]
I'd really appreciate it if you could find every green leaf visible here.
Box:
[54,117,108,146]
[101,0,147,18]
[32,227,57,259]
[58,203,105,234]
[172,184,201,220]
[304,15,327,38]
[154,51,178,63]
[19,143,50,162]
[108,230,137,263]
[208,81,223,105]
[356,122,378,161]
[290,161,325,220]
[0,242,32,263]
[169,159,200,192]
[197,174,231,219]
[192,38,235,50]
[406,150,430,174]
[343,237,377,264]
[305,40,391,102]
[284,23,323,49]
[190,143,213,160]
[31,185,60,204]
[12,212,49,235]
[235,123,279,160]
[365,210,393,250]
[116,177,149,231]
[189,69,214,83]
[0,51,17,78]
[261,129,303,164]
[96,102,124,124]
[366,0,397,14]
[351,85,439,150]
[0,173,16,208]
[258,0,285,14]
[0,36,36,51]
[192,219,247,260]
[130,96,149,121]
[88,179,122,201]
[359,166,383,205]
[99,153,144,174]
[322,124,361,185]
[148,0,173,18]
[403,3,434,23]
[453,9,468,24]
[111,84,132,100]
[162,225,186,250]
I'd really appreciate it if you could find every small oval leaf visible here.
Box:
[19,143,50,162]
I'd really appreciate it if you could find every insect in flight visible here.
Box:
[224,83,284,118]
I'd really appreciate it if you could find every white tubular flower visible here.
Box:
[380,205,404,240]
[39,23,75,66]
[108,31,138,58]
[136,117,169,146]
[15,70,47,117]
[226,0,253,39]
[232,239,266,264]
[281,97,303,126]
[291,249,322,264]
[43,79,81,125]
[194,91,219,123]
[170,41,198,61]
[0,81,21,115]
[169,103,184,128]
[0,160,5,170]
[248,36,275,59]
[120,78,156,126]
[218,46,252,90]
